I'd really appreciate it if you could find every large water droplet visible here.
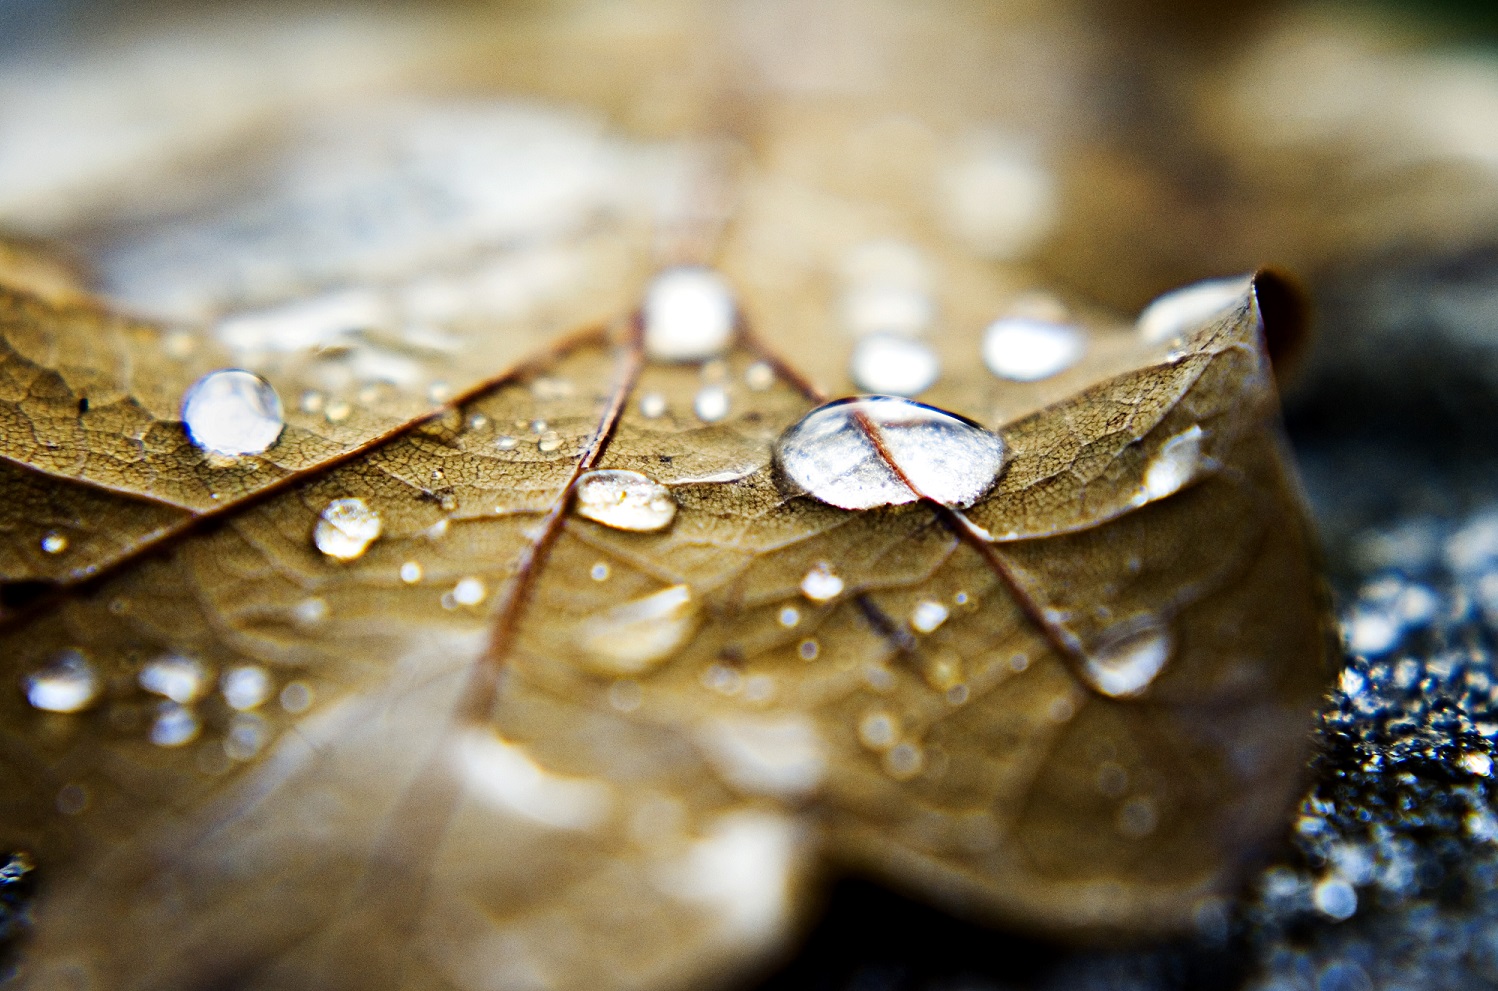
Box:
[1133,425,1204,507]
[1137,276,1252,343]
[577,584,699,676]
[24,650,98,713]
[180,369,285,456]
[573,470,677,532]
[849,334,940,396]
[313,497,382,561]
[982,317,1084,382]
[774,397,1005,510]
[139,654,208,704]
[1080,622,1173,698]
[643,267,736,362]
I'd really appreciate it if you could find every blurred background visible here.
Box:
[5,0,1498,988]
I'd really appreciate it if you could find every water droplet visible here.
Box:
[591,562,611,581]
[778,606,800,628]
[578,584,699,676]
[1312,878,1358,921]
[138,655,208,704]
[224,713,267,760]
[639,392,668,418]
[1134,426,1205,506]
[324,400,352,423]
[884,742,924,779]
[428,381,452,403]
[910,600,949,634]
[800,564,844,602]
[1010,653,1030,672]
[744,362,776,391]
[180,369,284,456]
[150,702,199,747]
[858,711,896,750]
[294,597,328,624]
[537,431,564,453]
[775,397,1005,510]
[531,377,573,400]
[299,390,324,414]
[1462,752,1493,776]
[24,651,98,713]
[280,681,313,713]
[467,413,490,431]
[643,266,737,362]
[982,317,1084,382]
[40,532,67,554]
[573,470,677,532]
[1081,622,1173,698]
[400,561,423,584]
[945,684,969,705]
[849,334,940,396]
[452,577,487,606]
[798,639,820,660]
[1137,275,1253,343]
[221,665,270,710]
[496,435,519,451]
[313,497,382,561]
[693,385,730,423]
[1115,795,1158,838]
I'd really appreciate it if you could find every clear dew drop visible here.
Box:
[911,600,950,634]
[591,562,611,582]
[138,654,208,704]
[884,741,924,780]
[1134,425,1205,507]
[858,710,897,750]
[221,665,270,711]
[180,369,285,456]
[150,702,200,748]
[313,497,383,561]
[800,564,845,603]
[452,577,487,606]
[1313,878,1358,921]
[577,584,699,676]
[573,470,678,532]
[1080,621,1174,698]
[642,266,737,362]
[537,431,564,453]
[400,561,423,584]
[24,650,98,713]
[693,385,730,423]
[224,713,267,761]
[744,362,776,391]
[639,392,668,419]
[798,639,820,660]
[324,400,352,423]
[778,606,800,628]
[981,317,1084,382]
[1137,275,1253,343]
[294,597,328,624]
[40,532,67,554]
[849,334,941,396]
[774,397,1005,511]
[495,435,519,451]
[280,681,313,713]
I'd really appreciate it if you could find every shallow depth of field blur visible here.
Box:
[6,1,1498,988]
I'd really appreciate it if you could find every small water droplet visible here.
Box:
[858,711,896,750]
[798,639,820,660]
[299,390,324,414]
[530,377,573,400]
[1049,696,1075,722]
[702,662,742,695]
[180,369,284,456]
[495,434,519,451]
[324,400,352,423]
[849,334,940,396]
[800,564,844,602]
[591,562,611,581]
[911,600,949,634]
[280,681,313,713]
[744,362,776,391]
[693,385,730,423]
[138,654,208,704]
[1115,795,1158,838]
[982,317,1084,381]
[1313,878,1358,921]
[1134,426,1205,506]
[778,606,800,628]
[1137,276,1253,343]
[537,431,563,453]
[1010,653,1030,672]
[150,702,200,747]
[571,470,675,534]
[883,741,924,779]
[452,577,487,606]
[578,584,699,676]
[945,684,969,705]
[467,413,490,431]
[221,665,270,710]
[24,650,98,713]
[639,392,668,418]
[426,519,450,540]
[40,532,67,554]
[294,597,328,624]
[428,381,452,403]
[775,397,1005,510]
[313,497,382,561]
[643,266,737,361]
[528,419,548,434]
[400,561,423,584]
[1462,752,1493,776]
[224,713,266,760]
[1081,622,1173,698]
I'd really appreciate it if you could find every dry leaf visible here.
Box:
[0,259,1332,990]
